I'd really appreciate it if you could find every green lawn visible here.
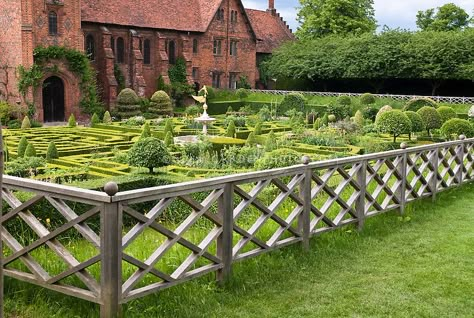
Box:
[5,182,474,317]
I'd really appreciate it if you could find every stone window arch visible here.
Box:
[85,34,95,61]
[117,37,125,64]
[143,39,151,65]
[48,11,58,35]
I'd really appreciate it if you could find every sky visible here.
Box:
[242,0,474,33]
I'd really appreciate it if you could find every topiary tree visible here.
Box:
[321,113,329,126]
[21,116,31,129]
[68,113,76,127]
[149,90,173,116]
[254,148,301,170]
[362,105,378,122]
[91,113,100,126]
[236,88,249,100]
[117,88,141,119]
[328,114,336,123]
[327,104,351,121]
[24,143,37,157]
[404,97,437,112]
[254,122,263,135]
[437,106,457,123]
[375,105,393,121]
[404,111,425,140]
[360,93,376,105]
[140,122,151,139]
[246,132,257,146]
[164,131,174,147]
[336,95,352,106]
[279,93,306,115]
[313,118,322,130]
[163,119,174,137]
[226,120,236,137]
[127,137,172,173]
[417,106,442,135]
[17,137,28,158]
[441,118,474,140]
[46,141,59,161]
[103,111,112,124]
[265,130,277,152]
[354,110,365,128]
[375,110,412,143]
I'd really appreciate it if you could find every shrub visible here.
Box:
[21,116,31,129]
[226,120,236,137]
[68,113,76,127]
[307,112,317,125]
[91,113,100,125]
[404,111,425,139]
[185,105,201,116]
[360,93,376,105]
[24,143,37,157]
[254,148,301,170]
[279,93,306,115]
[354,110,364,128]
[417,106,442,134]
[375,105,393,121]
[6,157,45,178]
[128,137,172,173]
[125,116,146,126]
[140,122,151,139]
[225,115,246,127]
[327,104,351,121]
[258,106,272,121]
[362,106,378,122]
[246,132,257,146]
[469,105,474,119]
[321,113,329,126]
[404,97,437,112]
[46,141,59,161]
[17,137,28,158]
[441,119,474,140]
[437,106,457,123]
[236,88,249,100]
[103,111,112,124]
[265,130,277,151]
[375,110,411,143]
[164,119,174,137]
[328,114,336,123]
[254,122,263,135]
[313,118,322,130]
[149,90,173,116]
[220,146,263,169]
[164,131,174,147]
[117,88,141,118]
[336,95,351,106]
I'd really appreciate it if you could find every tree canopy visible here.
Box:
[416,3,472,31]
[296,0,377,39]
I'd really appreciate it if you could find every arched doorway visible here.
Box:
[43,76,65,122]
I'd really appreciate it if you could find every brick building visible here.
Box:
[0,0,294,122]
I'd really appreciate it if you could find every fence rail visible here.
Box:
[250,89,474,105]
[1,137,473,317]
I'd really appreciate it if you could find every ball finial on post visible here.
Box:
[459,134,466,141]
[104,182,119,196]
[301,155,311,165]
[400,142,408,150]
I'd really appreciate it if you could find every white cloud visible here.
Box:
[242,0,474,32]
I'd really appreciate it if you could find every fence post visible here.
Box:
[430,147,439,202]
[217,183,234,284]
[299,156,312,250]
[0,123,4,318]
[398,144,408,215]
[101,182,122,318]
[458,135,466,185]
[356,160,367,230]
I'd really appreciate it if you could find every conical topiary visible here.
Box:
[254,122,263,135]
[164,131,174,147]
[265,130,277,152]
[24,143,36,157]
[226,120,236,137]
[164,119,174,137]
[91,113,100,126]
[140,122,151,139]
[68,113,76,127]
[17,137,28,158]
[246,132,257,146]
[46,141,59,161]
[21,116,31,129]
[321,113,329,126]
[103,111,112,124]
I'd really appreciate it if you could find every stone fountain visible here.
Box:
[192,86,216,135]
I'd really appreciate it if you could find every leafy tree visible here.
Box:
[360,93,376,105]
[375,110,411,143]
[416,3,472,31]
[441,118,474,139]
[437,106,457,123]
[417,106,442,135]
[127,137,172,173]
[17,137,28,158]
[404,111,425,140]
[46,141,59,161]
[297,0,377,39]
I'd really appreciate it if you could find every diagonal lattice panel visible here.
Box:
[464,143,474,181]
[437,146,462,189]
[404,150,436,201]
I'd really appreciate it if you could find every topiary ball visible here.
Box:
[360,93,376,105]
[437,106,457,123]
[336,95,352,106]
[127,137,172,173]
[404,97,437,112]
[441,118,474,140]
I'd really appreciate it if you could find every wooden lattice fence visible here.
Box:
[0,137,473,317]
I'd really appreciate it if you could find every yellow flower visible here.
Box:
[46,218,51,225]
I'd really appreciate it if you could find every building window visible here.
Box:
[230,40,238,56]
[85,34,95,61]
[213,39,222,55]
[229,73,237,89]
[111,37,115,55]
[48,11,58,35]
[143,39,151,65]
[193,39,198,54]
[117,37,125,64]
[231,10,238,23]
[168,40,176,64]
[212,73,221,88]
[139,39,143,53]
[216,8,225,21]
[192,67,199,80]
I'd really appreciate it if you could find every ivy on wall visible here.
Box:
[17,46,104,115]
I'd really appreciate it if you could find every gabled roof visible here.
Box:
[81,0,224,32]
[245,9,295,54]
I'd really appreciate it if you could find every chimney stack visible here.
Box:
[267,0,277,15]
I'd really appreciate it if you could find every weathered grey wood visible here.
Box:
[356,161,367,230]
[217,183,233,284]
[430,149,439,202]
[457,142,465,185]
[100,202,122,318]
[397,154,407,215]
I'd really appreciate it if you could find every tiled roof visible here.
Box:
[245,9,295,54]
[81,0,223,32]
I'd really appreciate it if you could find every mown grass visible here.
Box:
[4,181,474,317]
